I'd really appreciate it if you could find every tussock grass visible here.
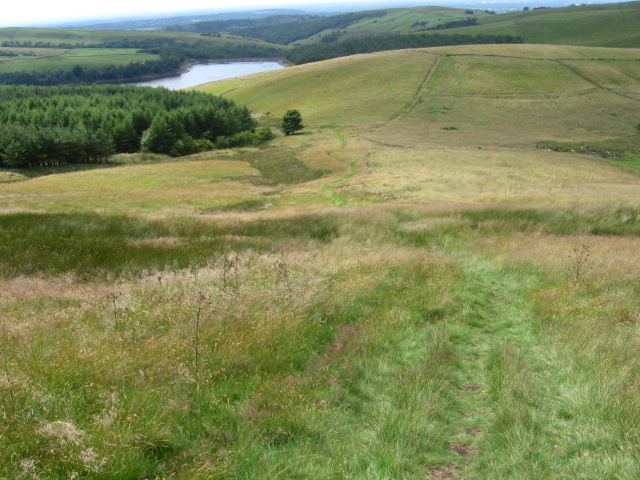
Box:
[459,207,640,236]
[2,205,640,478]
[0,210,467,479]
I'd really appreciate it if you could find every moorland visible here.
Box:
[0,2,640,479]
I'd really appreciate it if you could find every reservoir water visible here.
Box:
[136,61,284,90]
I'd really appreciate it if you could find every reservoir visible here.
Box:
[136,61,284,90]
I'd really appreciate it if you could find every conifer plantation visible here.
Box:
[0,85,257,167]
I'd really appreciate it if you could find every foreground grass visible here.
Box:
[0,210,462,479]
[1,206,639,479]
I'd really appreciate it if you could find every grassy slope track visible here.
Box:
[0,42,639,478]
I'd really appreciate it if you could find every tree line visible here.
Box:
[0,60,176,87]
[284,33,524,65]
[423,17,479,31]
[0,85,266,168]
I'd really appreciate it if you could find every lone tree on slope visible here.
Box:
[281,109,304,136]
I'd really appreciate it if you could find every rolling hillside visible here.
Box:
[298,6,489,44]
[170,7,489,46]
[421,1,640,48]
[1,18,640,480]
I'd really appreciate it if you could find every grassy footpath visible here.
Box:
[457,255,640,479]
[1,208,638,478]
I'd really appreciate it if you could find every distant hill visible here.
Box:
[169,7,491,46]
[420,1,640,48]
[0,28,287,85]
[0,27,286,48]
[60,9,308,31]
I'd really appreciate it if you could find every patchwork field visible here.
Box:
[1,43,639,479]
[0,28,265,47]
[0,48,160,73]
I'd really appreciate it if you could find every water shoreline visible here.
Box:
[134,59,285,89]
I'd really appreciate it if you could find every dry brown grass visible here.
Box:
[340,144,640,205]
[475,233,640,284]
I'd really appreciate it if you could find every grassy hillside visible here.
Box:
[0,48,159,73]
[305,7,487,43]
[1,44,640,478]
[171,7,487,46]
[202,44,640,155]
[422,1,640,48]
[0,27,276,47]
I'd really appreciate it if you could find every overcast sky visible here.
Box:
[1,0,391,27]
[2,0,620,27]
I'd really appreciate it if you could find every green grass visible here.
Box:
[0,52,160,73]
[609,152,640,171]
[1,208,639,478]
[239,147,327,186]
[0,212,338,278]
[60,48,147,56]
[431,55,593,95]
[538,135,640,161]
[342,7,472,35]
[199,50,438,128]
[296,6,490,45]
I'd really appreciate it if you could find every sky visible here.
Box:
[1,0,389,27]
[1,0,620,27]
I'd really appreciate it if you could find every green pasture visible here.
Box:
[0,47,67,55]
[200,50,438,128]
[431,55,592,95]
[428,43,639,60]
[0,52,159,73]
[60,48,143,56]
[562,59,640,88]
[201,44,640,149]
[0,28,182,46]
[343,8,467,34]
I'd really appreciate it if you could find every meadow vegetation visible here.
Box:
[1,41,639,479]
